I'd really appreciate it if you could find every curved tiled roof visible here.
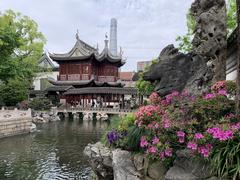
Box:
[49,35,125,66]
[48,78,124,87]
[64,87,137,95]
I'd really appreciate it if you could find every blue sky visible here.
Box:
[1,0,193,71]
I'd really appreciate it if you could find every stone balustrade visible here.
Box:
[57,107,136,115]
[0,108,32,138]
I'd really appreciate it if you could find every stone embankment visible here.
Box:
[0,108,33,138]
[84,142,218,180]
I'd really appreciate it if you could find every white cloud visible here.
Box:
[1,0,194,71]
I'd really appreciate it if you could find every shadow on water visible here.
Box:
[0,116,111,180]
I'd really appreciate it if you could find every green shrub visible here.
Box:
[211,136,240,179]
[118,113,136,131]
[28,97,52,111]
[125,126,149,151]
[190,95,235,129]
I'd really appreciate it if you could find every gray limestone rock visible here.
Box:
[112,149,142,180]
[147,161,166,180]
[143,0,227,95]
[133,153,149,174]
[191,0,227,82]
[143,45,212,96]
[84,142,113,180]
[165,150,212,180]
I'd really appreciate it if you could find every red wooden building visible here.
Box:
[47,34,137,108]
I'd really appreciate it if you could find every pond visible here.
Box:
[0,118,109,180]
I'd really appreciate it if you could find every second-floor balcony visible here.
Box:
[57,74,119,82]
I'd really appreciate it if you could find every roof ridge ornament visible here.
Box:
[76,29,80,40]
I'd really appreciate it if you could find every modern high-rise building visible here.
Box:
[137,61,152,72]
[109,18,117,56]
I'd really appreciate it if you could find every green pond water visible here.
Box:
[0,118,109,180]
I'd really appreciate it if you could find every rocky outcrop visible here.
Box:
[191,0,227,82]
[32,111,60,123]
[165,150,212,180]
[84,143,218,180]
[96,113,108,121]
[143,0,227,95]
[83,112,93,121]
[83,142,113,180]
[112,149,142,180]
[144,45,212,96]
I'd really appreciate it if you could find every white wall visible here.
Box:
[33,71,58,90]
[226,70,237,81]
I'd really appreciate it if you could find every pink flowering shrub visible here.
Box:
[135,105,161,127]
[105,81,239,177]
[211,80,236,97]
[149,92,161,105]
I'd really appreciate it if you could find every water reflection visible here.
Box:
[0,119,109,180]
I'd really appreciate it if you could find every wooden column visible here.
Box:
[122,94,125,109]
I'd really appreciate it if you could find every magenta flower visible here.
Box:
[164,148,173,157]
[207,127,233,141]
[147,146,157,154]
[198,144,213,158]
[177,131,185,137]
[204,93,216,100]
[140,136,148,148]
[231,122,240,131]
[178,137,185,143]
[187,141,198,150]
[163,119,171,128]
[218,89,227,96]
[152,137,160,145]
[159,151,165,160]
[194,133,204,139]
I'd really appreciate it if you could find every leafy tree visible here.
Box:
[227,0,237,35]
[135,59,158,96]
[0,10,46,106]
[176,0,237,53]
[0,10,46,83]
[0,78,29,106]
[175,10,196,53]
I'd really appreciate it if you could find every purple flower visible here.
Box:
[107,130,119,144]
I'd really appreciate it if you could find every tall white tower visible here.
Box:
[110,18,117,56]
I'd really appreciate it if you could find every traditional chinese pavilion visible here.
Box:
[47,33,137,108]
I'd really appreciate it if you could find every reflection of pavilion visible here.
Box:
[47,34,137,109]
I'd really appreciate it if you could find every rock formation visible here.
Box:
[84,142,216,180]
[144,0,227,95]
[191,0,227,82]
